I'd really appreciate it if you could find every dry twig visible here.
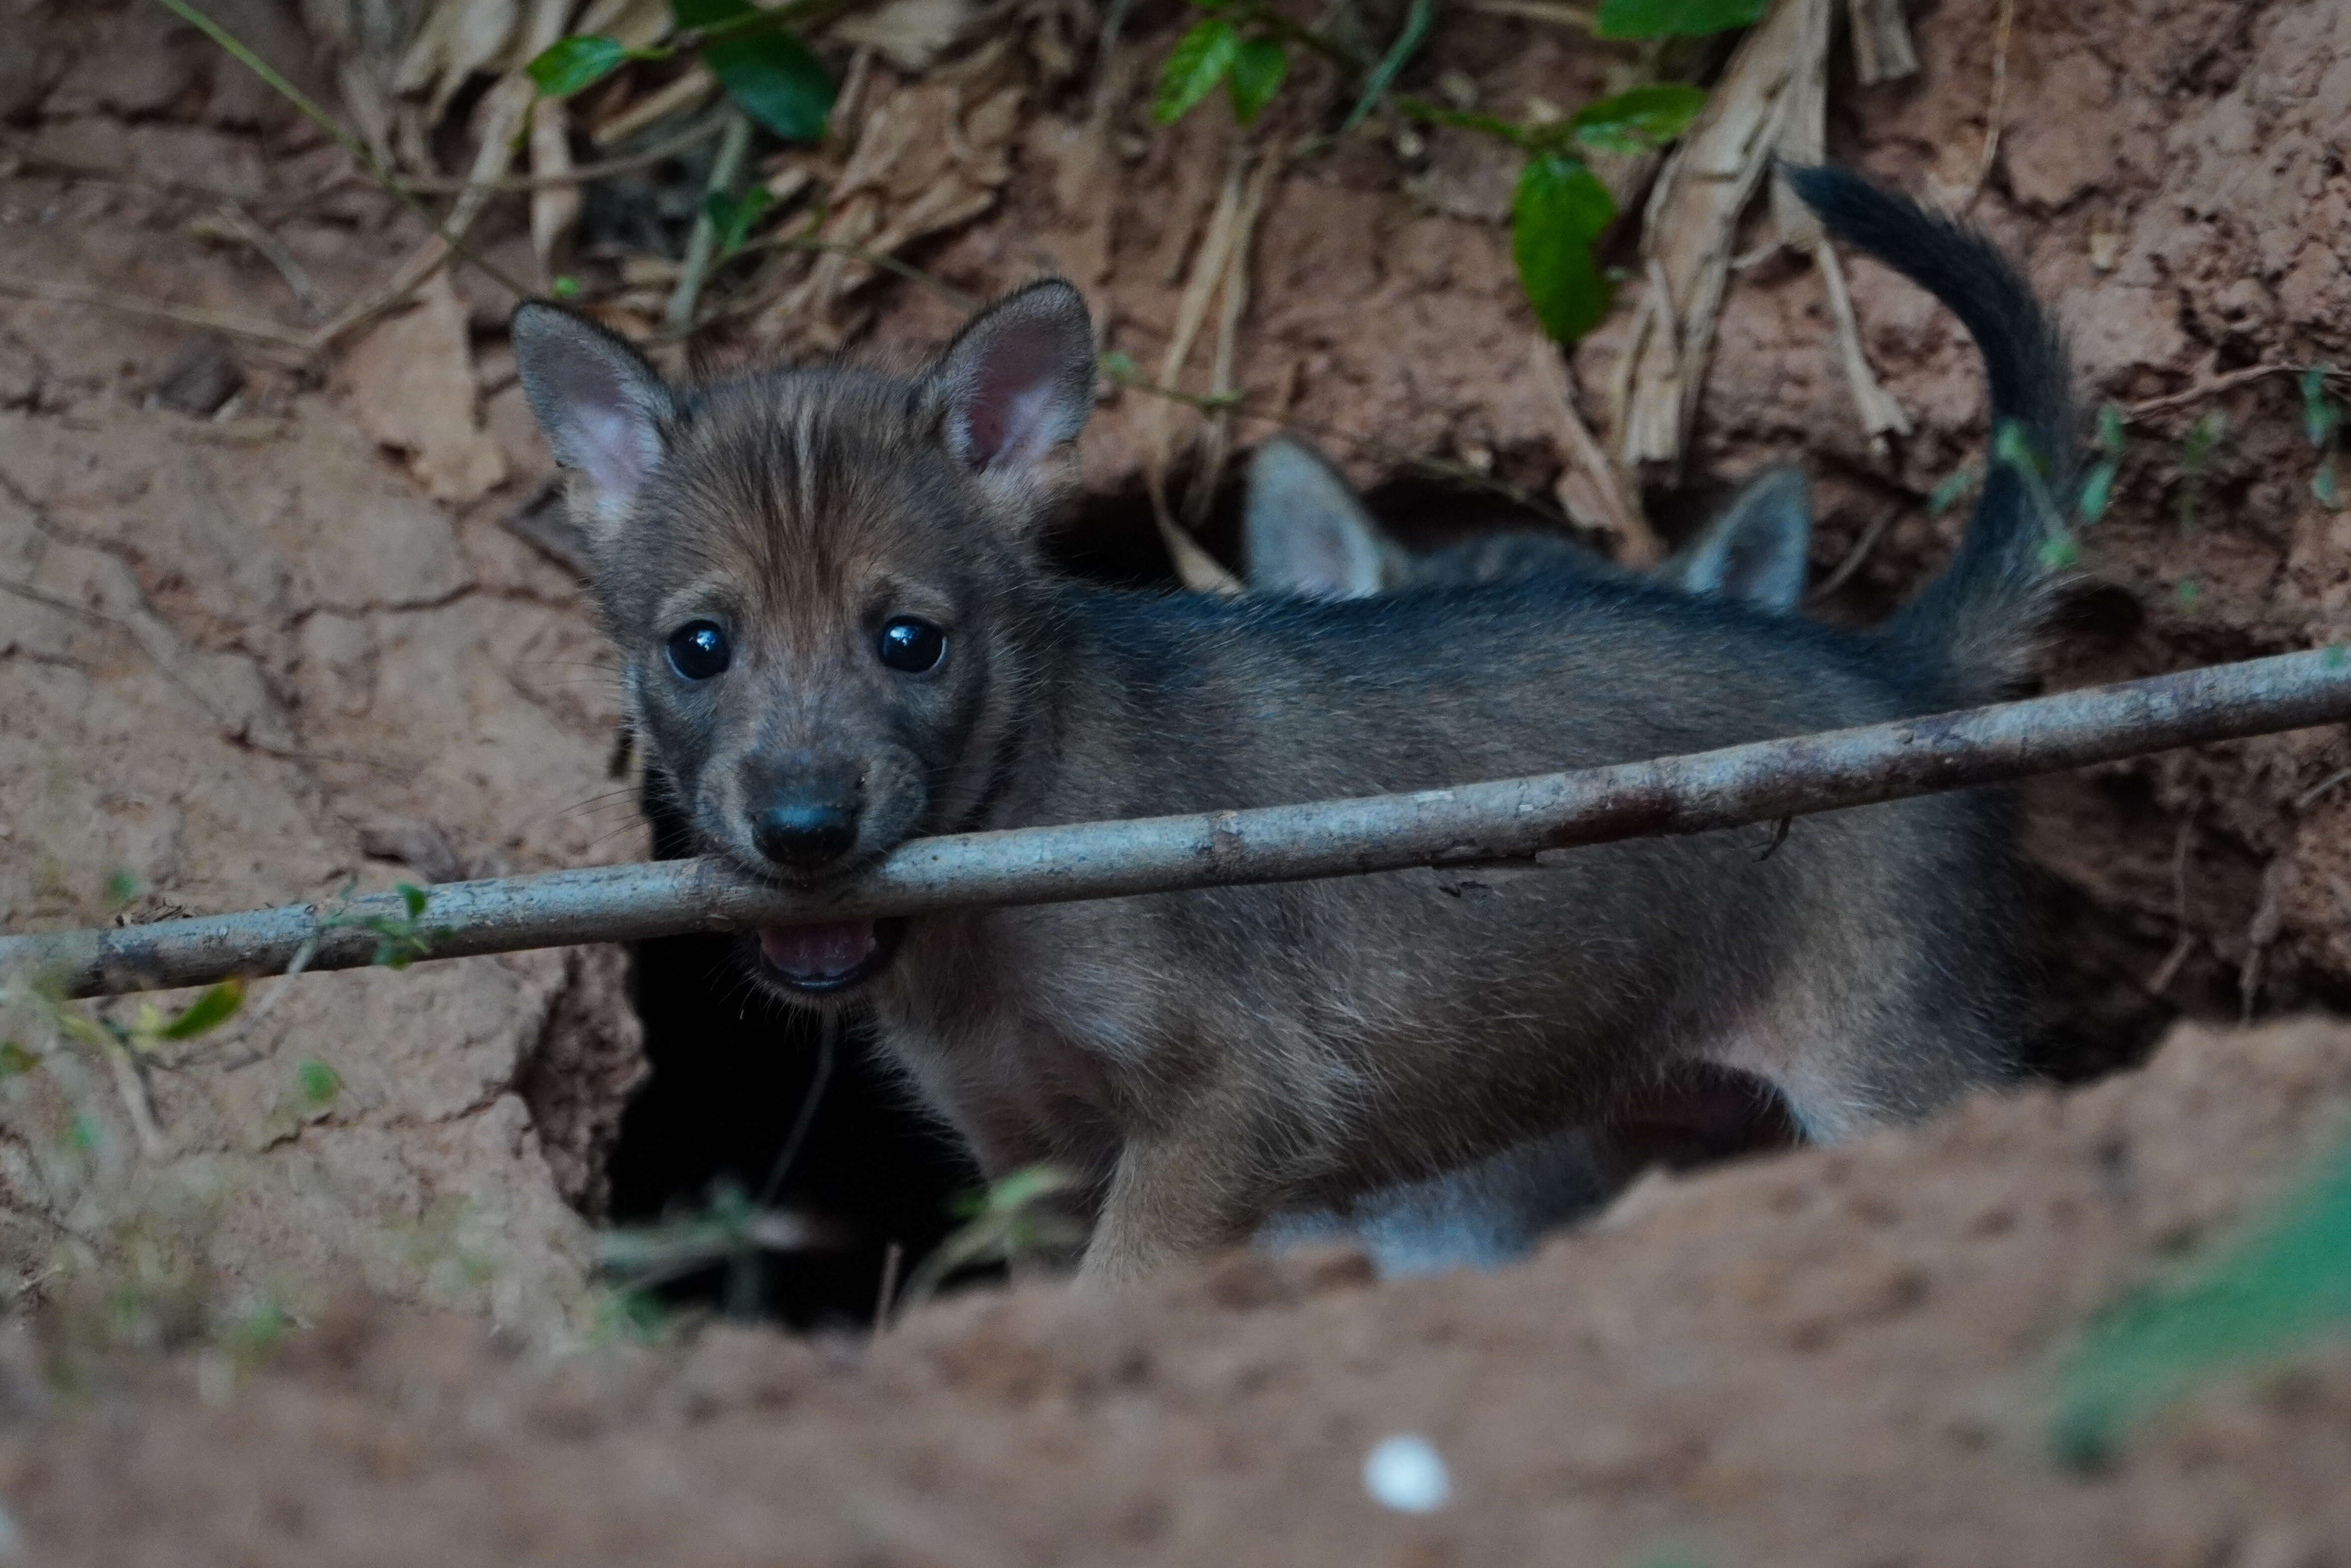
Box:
[1143,156,1253,594]
[1531,333,1659,566]
[1618,0,1823,470]
[1845,0,1921,84]
[2148,814,2199,995]
[2126,363,2295,421]
[0,274,313,355]
[1961,0,2018,211]
[13,648,2351,1000]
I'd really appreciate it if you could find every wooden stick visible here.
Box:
[7,650,2350,1000]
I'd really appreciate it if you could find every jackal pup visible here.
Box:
[513,167,2074,1282]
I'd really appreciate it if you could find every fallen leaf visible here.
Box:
[340,270,509,504]
[395,0,522,124]
[831,0,982,72]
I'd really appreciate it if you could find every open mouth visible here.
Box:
[752,917,906,995]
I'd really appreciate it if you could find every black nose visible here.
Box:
[754,800,858,868]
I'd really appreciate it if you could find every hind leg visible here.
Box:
[1705,981,2019,1145]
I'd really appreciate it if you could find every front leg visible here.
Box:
[1079,1113,1285,1286]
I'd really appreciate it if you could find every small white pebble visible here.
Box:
[1362,1433,1451,1513]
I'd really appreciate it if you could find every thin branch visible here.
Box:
[11,649,2351,1000]
[1807,510,1892,603]
[207,202,324,316]
[2126,362,2296,421]
[1461,0,1594,28]
[0,273,313,353]
[394,117,727,195]
[667,108,753,331]
[1960,0,2016,210]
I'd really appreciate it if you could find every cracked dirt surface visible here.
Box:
[0,0,641,1321]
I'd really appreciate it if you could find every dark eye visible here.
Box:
[665,621,730,681]
[877,616,947,673]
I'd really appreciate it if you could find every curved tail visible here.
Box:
[1785,165,2077,701]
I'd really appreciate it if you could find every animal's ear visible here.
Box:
[927,280,1096,477]
[1242,437,1394,599]
[1658,465,1812,612]
[510,302,673,543]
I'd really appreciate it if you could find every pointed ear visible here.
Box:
[1658,465,1812,612]
[1243,437,1395,599]
[928,280,1096,478]
[509,301,673,543]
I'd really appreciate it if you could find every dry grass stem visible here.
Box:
[1813,238,1913,445]
[2148,816,2199,994]
[1145,156,1252,594]
[0,274,312,354]
[1530,333,1659,566]
[1807,510,1892,602]
[1845,0,1921,84]
[2126,363,2293,420]
[203,203,324,315]
[592,66,720,146]
[1462,0,1595,25]
[667,109,754,331]
[397,118,723,193]
[1963,0,2017,209]
[1185,147,1283,531]
[1618,0,1819,470]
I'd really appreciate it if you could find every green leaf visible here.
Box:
[2304,365,2341,450]
[527,34,631,99]
[707,28,834,142]
[295,1059,341,1108]
[1097,349,1140,382]
[158,978,245,1041]
[2052,1137,2351,1470]
[550,274,581,299]
[1154,19,1240,124]
[2180,409,2225,474]
[704,186,776,256]
[1593,0,1767,37]
[397,883,429,920]
[1396,95,1532,147]
[2038,535,2080,570]
[1926,462,1978,518]
[1225,36,1289,126]
[1992,417,2048,478]
[1343,0,1435,132]
[2174,579,2200,608]
[0,1042,38,1078]
[2095,401,2127,454]
[104,870,139,907]
[1566,83,1708,154]
[675,5,830,140]
[1512,154,1617,343]
[2077,459,2117,525]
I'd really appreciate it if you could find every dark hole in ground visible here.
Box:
[597,452,2226,1324]
[604,777,988,1332]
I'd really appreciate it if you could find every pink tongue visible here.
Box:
[759,920,878,979]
